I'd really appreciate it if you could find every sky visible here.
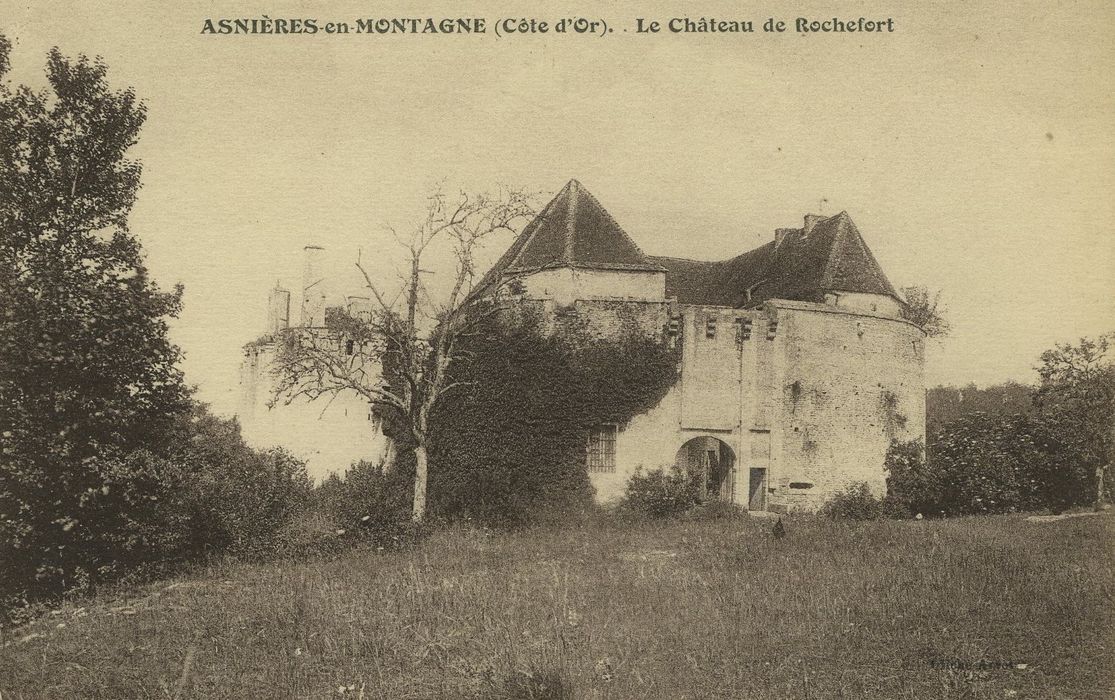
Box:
[3,0,1113,416]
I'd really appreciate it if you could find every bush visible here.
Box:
[1,449,193,602]
[882,439,937,516]
[1,405,313,621]
[312,458,416,549]
[819,482,903,520]
[885,413,1094,517]
[621,465,702,519]
[682,499,748,522]
[191,445,314,560]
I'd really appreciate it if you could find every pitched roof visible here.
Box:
[651,211,901,307]
[472,179,664,296]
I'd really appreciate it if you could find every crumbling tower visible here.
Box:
[267,284,291,334]
[301,245,327,327]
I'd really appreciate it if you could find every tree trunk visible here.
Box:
[412,443,428,522]
[1096,463,1108,512]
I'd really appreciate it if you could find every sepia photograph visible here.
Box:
[1,1,1113,697]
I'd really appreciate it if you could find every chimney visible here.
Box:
[803,214,826,236]
[774,228,796,250]
[301,245,326,327]
[267,285,290,333]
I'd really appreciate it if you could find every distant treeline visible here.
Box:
[927,382,1035,429]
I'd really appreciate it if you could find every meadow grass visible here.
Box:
[0,513,1111,699]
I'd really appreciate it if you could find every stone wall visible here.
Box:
[237,267,925,508]
[585,298,925,511]
[822,291,904,318]
[238,342,390,480]
[768,300,925,511]
[504,297,670,341]
[515,267,666,306]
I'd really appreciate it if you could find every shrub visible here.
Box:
[819,482,902,520]
[882,439,936,516]
[683,499,748,521]
[312,458,415,549]
[0,449,194,603]
[194,446,314,560]
[1,405,313,621]
[621,465,702,519]
[885,414,1094,517]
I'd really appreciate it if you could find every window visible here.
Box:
[586,424,617,473]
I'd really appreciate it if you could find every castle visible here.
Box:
[238,179,925,512]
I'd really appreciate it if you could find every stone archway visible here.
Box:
[674,437,736,503]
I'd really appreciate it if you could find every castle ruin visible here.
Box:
[238,179,925,511]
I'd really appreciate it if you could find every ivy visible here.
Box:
[386,311,680,526]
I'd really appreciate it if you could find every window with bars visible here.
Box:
[586,424,617,473]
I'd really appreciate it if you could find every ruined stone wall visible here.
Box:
[237,342,390,480]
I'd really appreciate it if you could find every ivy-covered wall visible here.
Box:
[419,314,680,525]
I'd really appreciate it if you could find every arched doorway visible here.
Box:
[674,437,736,503]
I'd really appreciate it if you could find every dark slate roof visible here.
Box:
[472,179,665,297]
[650,211,901,307]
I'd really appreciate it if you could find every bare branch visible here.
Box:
[265,184,538,521]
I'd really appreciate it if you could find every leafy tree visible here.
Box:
[900,285,950,338]
[1034,334,1114,466]
[0,39,190,595]
[886,334,1114,517]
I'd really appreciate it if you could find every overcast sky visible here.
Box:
[5,0,1113,415]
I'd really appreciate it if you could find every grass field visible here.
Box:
[1,512,1112,699]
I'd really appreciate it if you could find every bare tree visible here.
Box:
[269,185,536,521]
[900,285,950,338]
